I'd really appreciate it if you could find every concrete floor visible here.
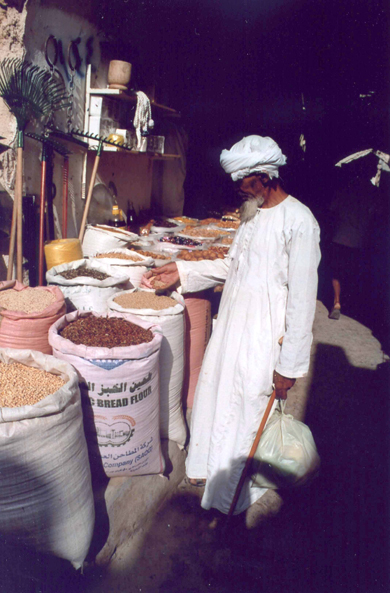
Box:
[2,301,389,593]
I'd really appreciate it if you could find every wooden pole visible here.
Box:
[6,188,17,280]
[78,142,102,243]
[38,145,47,286]
[15,140,24,283]
[62,156,69,238]
[226,390,277,522]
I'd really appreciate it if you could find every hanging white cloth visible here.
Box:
[133,91,154,151]
[176,196,320,514]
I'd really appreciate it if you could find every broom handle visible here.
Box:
[62,156,69,239]
[38,145,47,286]
[16,143,23,283]
[78,142,102,243]
[6,187,17,280]
[226,389,277,520]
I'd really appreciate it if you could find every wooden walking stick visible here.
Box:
[15,132,24,282]
[62,155,69,238]
[78,140,103,243]
[226,389,277,522]
[38,143,48,286]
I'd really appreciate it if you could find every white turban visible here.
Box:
[220,135,287,181]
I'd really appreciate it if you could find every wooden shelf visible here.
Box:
[87,145,180,159]
[89,87,179,116]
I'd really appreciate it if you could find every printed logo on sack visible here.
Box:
[94,414,136,447]
[87,359,128,370]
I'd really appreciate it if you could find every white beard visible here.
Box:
[239,196,264,223]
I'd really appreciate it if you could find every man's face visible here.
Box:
[236,175,265,201]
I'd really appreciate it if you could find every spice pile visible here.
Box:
[216,220,240,229]
[0,361,65,407]
[135,250,171,260]
[181,226,223,238]
[60,315,153,347]
[177,247,227,261]
[95,252,142,262]
[114,291,176,310]
[60,265,110,281]
[152,218,179,228]
[0,288,56,313]
[199,218,220,225]
[220,236,234,245]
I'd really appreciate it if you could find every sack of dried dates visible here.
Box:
[0,348,94,569]
[108,289,187,448]
[0,281,66,354]
[46,259,129,313]
[49,310,164,478]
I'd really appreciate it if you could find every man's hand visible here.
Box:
[140,262,180,291]
[273,370,296,400]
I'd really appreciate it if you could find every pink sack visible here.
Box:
[183,292,211,409]
[0,281,66,355]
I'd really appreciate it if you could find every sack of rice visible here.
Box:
[49,310,164,478]
[108,289,187,447]
[0,281,66,354]
[0,348,95,569]
[91,248,154,289]
[46,259,129,313]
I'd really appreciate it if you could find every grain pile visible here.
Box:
[95,252,142,262]
[181,226,223,238]
[60,315,153,347]
[60,265,110,281]
[0,361,65,407]
[135,250,171,260]
[114,291,176,310]
[0,288,56,313]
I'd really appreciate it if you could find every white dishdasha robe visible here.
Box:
[176,196,321,514]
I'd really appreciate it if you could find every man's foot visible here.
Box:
[187,478,206,487]
[329,303,341,320]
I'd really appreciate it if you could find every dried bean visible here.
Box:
[0,361,65,407]
[0,288,56,313]
[114,291,176,310]
[95,252,142,262]
[60,265,110,281]
[60,315,153,347]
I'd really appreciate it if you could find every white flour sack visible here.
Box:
[82,224,138,257]
[0,348,95,570]
[108,289,187,447]
[46,258,129,313]
[89,248,154,289]
[49,310,164,478]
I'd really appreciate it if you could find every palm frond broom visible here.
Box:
[0,58,69,281]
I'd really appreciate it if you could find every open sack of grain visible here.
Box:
[108,289,187,447]
[0,281,66,354]
[46,259,129,313]
[0,348,95,569]
[49,310,164,478]
[82,224,138,257]
[90,248,154,289]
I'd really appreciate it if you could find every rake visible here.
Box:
[0,58,69,281]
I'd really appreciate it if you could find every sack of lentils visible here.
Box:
[108,289,187,448]
[49,310,164,478]
[0,348,95,569]
[0,280,66,354]
[90,248,154,289]
[46,258,129,313]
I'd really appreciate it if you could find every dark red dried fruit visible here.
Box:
[59,315,154,348]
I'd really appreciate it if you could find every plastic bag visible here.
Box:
[251,401,320,489]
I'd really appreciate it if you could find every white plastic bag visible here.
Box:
[251,401,320,489]
[0,348,95,569]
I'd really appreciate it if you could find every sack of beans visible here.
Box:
[49,310,164,478]
[183,292,212,409]
[108,289,187,447]
[46,259,129,313]
[0,348,95,569]
[0,281,66,354]
[90,248,154,289]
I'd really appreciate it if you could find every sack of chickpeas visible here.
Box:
[0,348,95,569]
[108,289,187,447]
[49,310,164,478]
[46,259,129,313]
[0,281,66,354]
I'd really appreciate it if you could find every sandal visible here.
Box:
[329,306,341,320]
[187,478,206,487]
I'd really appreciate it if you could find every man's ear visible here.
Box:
[259,173,270,186]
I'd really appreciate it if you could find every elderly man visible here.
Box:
[143,135,321,515]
